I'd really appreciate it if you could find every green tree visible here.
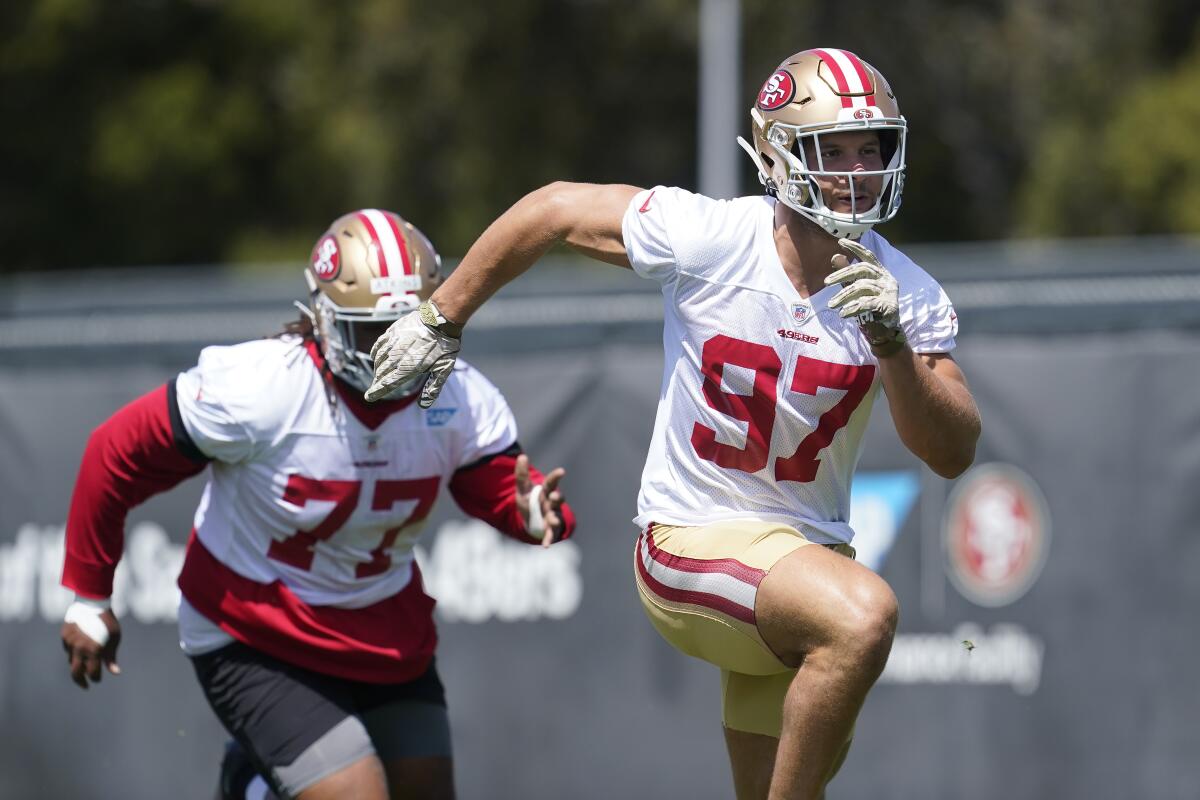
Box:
[2,0,1199,272]
[1017,37,1200,235]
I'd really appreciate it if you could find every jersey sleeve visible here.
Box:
[450,362,520,469]
[62,383,209,598]
[622,187,678,282]
[445,364,577,542]
[622,186,753,285]
[866,232,959,354]
[902,280,959,353]
[173,344,277,463]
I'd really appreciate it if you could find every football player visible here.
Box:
[59,209,575,800]
[366,48,982,800]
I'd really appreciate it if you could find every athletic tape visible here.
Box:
[65,598,111,647]
[526,484,545,540]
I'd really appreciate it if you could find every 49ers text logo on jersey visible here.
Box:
[311,234,341,281]
[757,70,796,111]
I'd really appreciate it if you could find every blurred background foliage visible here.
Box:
[2,0,1199,271]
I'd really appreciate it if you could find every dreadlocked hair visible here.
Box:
[279,314,316,341]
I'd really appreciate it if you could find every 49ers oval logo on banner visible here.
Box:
[942,463,1051,608]
[757,69,796,111]
[311,234,340,281]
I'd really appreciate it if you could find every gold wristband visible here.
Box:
[418,300,464,338]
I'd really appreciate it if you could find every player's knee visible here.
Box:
[834,578,898,675]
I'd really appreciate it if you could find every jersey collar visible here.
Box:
[302,339,418,429]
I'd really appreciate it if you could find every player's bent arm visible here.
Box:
[430,182,642,325]
[63,381,210,598]
[877,351,981,479]
[61,382,209,688]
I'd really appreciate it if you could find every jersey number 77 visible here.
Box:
[266,475,441,578]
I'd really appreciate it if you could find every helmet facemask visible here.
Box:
[309,285,422,394]
[764,115,906,239]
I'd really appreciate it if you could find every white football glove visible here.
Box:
[825,237,907,355]
[366,302,461,407]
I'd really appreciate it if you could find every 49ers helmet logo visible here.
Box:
[853,107,876,119]
[757,70,796,111]
[311,234,340,281]
[943,463,1051,608]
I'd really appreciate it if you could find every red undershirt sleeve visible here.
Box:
[448,444,577,544]
[61,381,209,599]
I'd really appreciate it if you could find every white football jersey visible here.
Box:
[174,337,517,608]
[623,186,957,544]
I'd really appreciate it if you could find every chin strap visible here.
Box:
[737,137,779,198]
[293,299,317,324]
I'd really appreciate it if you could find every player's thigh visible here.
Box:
[353,659,455,800]
[634,519,827,676]
[191,641,384,800]
[754,542,896,666]
[295,756,387,800]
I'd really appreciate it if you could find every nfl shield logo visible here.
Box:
[791,303,810,324]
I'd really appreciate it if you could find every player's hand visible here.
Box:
[61,598,122,690]
[513,454,567,547]
[825,238,906,355]
[366,303,461,407]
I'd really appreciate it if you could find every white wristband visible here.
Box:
[65,596,111,647]
[525,484,545,540]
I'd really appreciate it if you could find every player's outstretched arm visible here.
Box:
[433,181,642,325]
[366,183,640,404]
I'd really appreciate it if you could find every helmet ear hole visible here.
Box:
[790,136,807,162]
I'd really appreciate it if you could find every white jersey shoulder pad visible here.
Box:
[175,337,317,462]
[623,186,767,284]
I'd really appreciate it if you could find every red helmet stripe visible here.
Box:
[840,50,877,106]
[812,48,853,108]
[355,211,389,278]
[812,48,875,108]
[383,213,414,276]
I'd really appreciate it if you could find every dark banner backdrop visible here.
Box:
[2,330,1198,800]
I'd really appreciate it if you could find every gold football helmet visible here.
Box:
[304,209,442,392]
[738,48,907,239]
